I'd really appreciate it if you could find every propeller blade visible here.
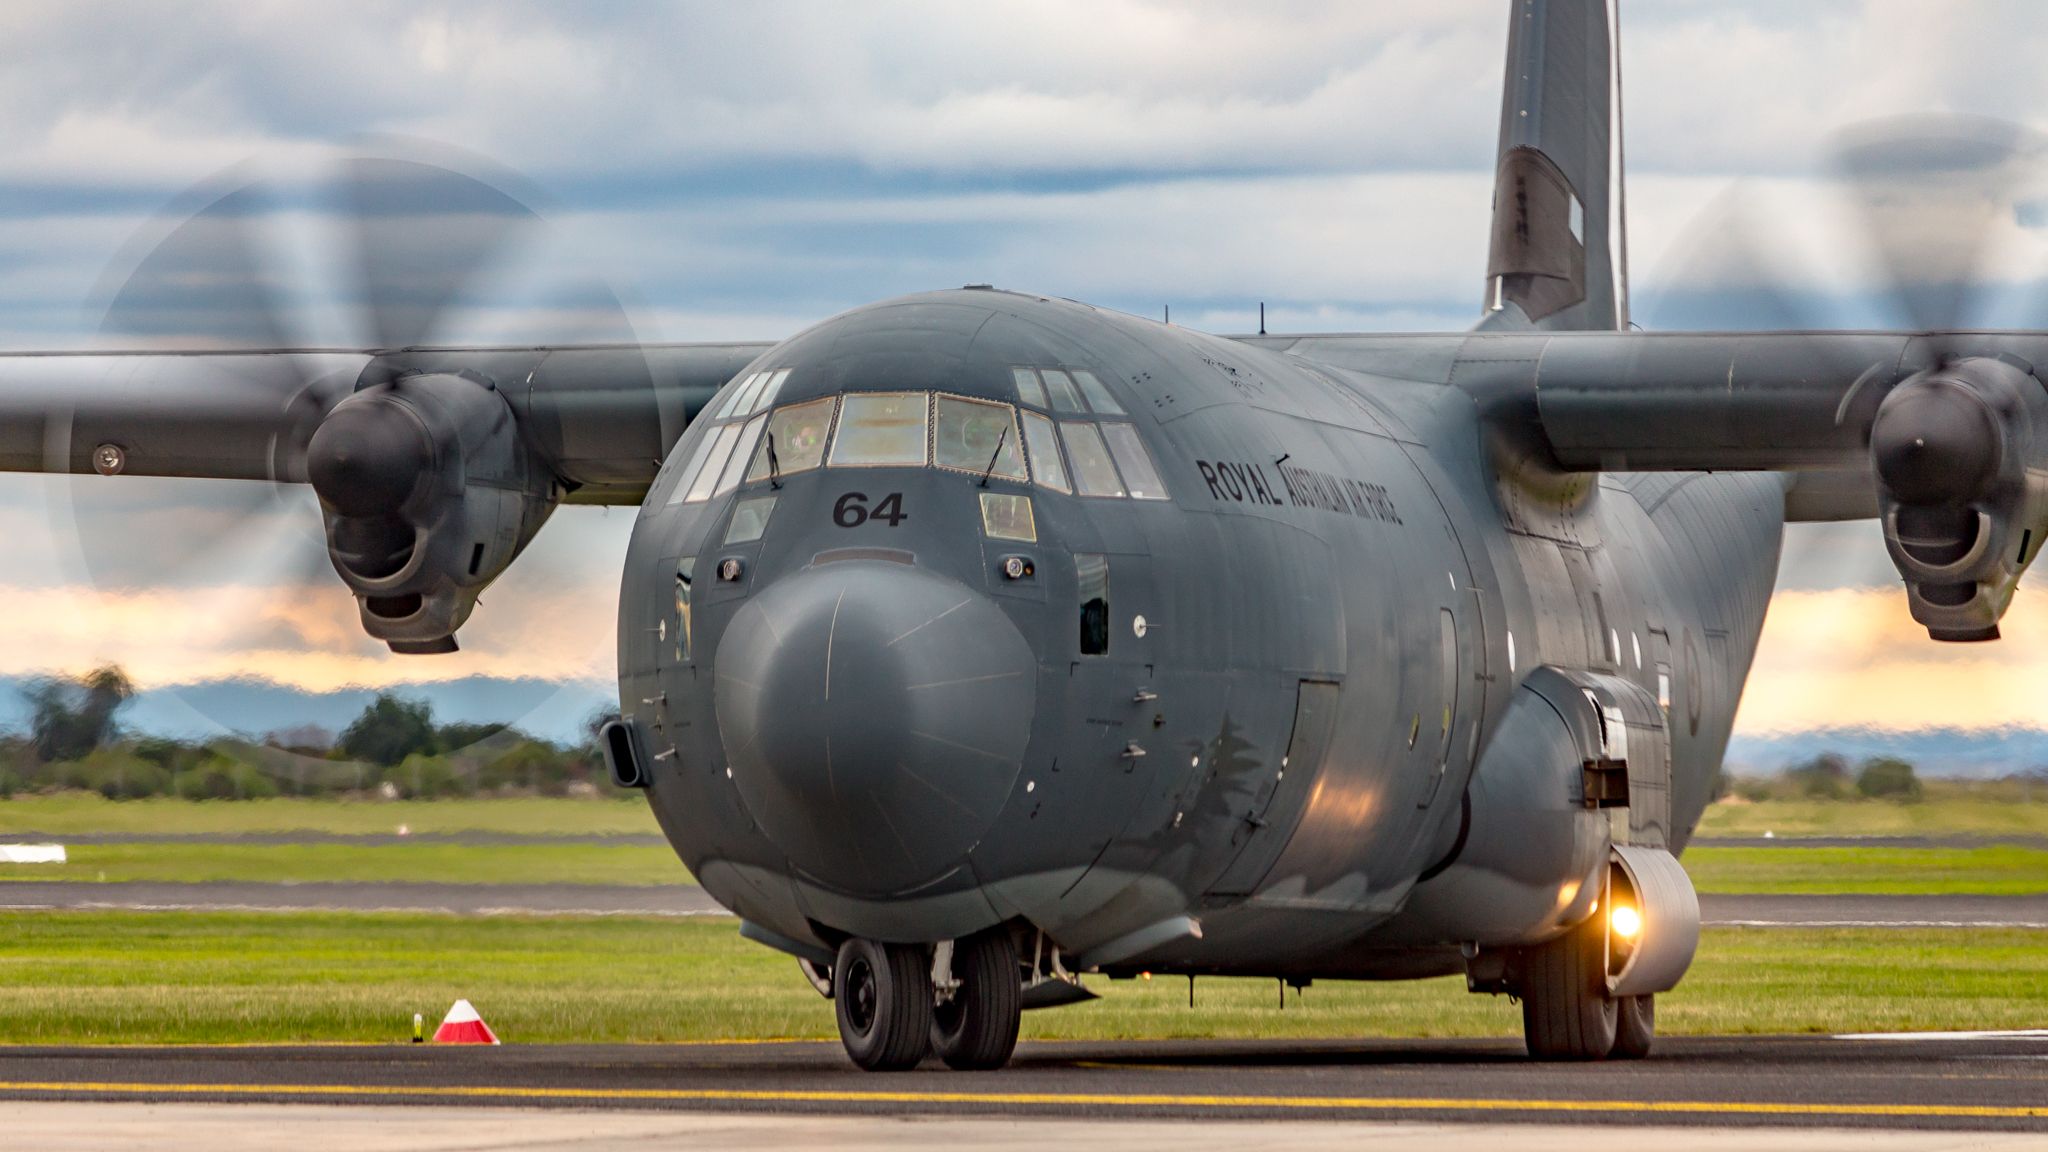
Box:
[1830,114,2043,333]
[338,155,542,351]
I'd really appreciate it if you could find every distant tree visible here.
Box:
[338,693,438,767]
[26,665,134,762]
[1857,757,1923,801]
[1784,752,1851,800]
[436,721,508,754]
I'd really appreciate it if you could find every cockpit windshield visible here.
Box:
[670,369,1170,505]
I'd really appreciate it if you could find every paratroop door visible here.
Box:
[1206,680,1341,896]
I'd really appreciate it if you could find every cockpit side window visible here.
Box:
[682,423,743,503]
[1019,411,1070,493]
[935,395,1026,480]
[1097,423,1167,499]
[829,392,931,467]
[1059,422,1125,497]
[714,414,767,497]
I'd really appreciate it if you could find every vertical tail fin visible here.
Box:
[1480,0,1628,332]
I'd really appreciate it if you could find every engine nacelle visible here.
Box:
[306,369,558,653]
[1871,355,2048,641]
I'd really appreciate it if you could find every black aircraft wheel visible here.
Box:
[1610,994,1655,1059]
[833,938,933,1072]
[1519,914,1618,1060]
[930,928,1022,1071]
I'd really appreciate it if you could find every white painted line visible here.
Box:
[1709,919,2048,929]
[0,845,65,864]
[1835,1029,2048,1041]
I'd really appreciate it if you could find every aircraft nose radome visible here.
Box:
[714,561,1036,897]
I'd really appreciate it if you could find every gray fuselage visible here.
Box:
[618,288,1782,980]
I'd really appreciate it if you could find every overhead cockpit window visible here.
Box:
[747,396,836,482]
[1020,411,1070,493]
[1098,423,1166,499]
[714,368,789,421]
[830,392,931,467]
[682,423,744,503]
[935,395,1026,480]
[750,368,791,414]
[1058,423,1125,497]
[1039,368,1087,413]
[1071,370,1124,415]
[711,372,759,420]
[1011,368,1048,410]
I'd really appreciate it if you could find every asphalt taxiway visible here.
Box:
[0,1034,2041,1134]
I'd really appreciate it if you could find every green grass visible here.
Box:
[2,841,2036,895]
[0,794,662,838]
[0,842,694,887]
[0,912,2038,1045]
[1686,844,2048,895]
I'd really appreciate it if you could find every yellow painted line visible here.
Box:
[0,1080,2038,1121]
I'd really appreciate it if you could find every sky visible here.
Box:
[8,1,2048,753]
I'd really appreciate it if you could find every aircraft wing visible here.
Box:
[0,341,768,652]
[0,342,769,501]
[1279,327,2048,641]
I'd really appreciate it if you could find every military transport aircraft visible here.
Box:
[4,0,2040,1070]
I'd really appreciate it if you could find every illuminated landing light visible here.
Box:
[1611,904,1643,941]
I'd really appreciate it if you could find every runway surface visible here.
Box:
[1,881,2044,925]
[5,1105,2043,1151]
[0,1035,2041,1134]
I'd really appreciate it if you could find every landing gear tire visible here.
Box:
[1610,994,1655,1059]
[931,928,1022,1071]
[833,938,932,1071]
[1519,915,1618,1060]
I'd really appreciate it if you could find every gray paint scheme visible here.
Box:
[0,1,2023,996]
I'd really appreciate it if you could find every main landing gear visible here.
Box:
[830,926,1023,1072]
[1516,912,1656,1060]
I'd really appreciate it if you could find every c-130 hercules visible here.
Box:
[3,0,2035,1068]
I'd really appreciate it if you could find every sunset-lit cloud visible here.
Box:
[0,578,615,693]
[1738,587,2048,735]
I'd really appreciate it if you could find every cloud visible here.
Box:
[1737,585,2048,735]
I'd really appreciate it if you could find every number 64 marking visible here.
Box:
[833,492,907,528]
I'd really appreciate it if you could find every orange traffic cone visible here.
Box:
[431,999,500,1045]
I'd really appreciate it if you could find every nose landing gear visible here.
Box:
[830,928,1026,1072]
[931,927,1022,1070]
[832,938,932,1071]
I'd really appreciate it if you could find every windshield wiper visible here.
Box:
[979,424,1010,488]
[767,433,782,490]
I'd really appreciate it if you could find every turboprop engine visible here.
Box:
[1871,355,2048,641]
[305,368,558,653]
